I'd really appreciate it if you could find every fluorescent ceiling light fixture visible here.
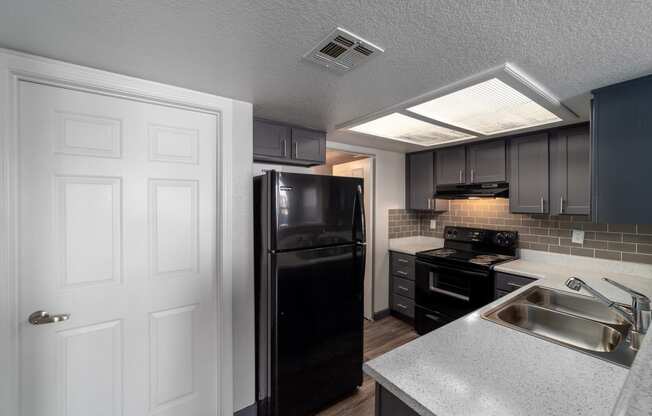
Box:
[340,64,577,147]
[408,78,562,135]
[349,113,475,146]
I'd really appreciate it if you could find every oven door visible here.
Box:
[415,260,491,319]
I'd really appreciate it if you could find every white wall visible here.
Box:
[326,138,405,313]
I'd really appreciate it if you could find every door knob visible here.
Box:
[28,310,70,325]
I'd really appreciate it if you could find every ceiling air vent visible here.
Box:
[303,27,384,74]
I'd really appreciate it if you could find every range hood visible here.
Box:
[434,182,509,199]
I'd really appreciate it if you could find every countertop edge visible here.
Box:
[363,363,437,416]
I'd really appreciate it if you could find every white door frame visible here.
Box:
[326,144,377,319]
[0,48,235,416]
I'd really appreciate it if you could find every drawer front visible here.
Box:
[391,253,415,280]
[495,289,510,300]
[495,272,536,293]
[392,294,415,318]
[392,277,415,300]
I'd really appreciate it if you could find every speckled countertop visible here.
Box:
[365,249,652,416]
[388,236,444,255]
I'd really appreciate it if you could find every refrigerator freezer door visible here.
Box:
[271,244,364,416]
[271,172,364,251]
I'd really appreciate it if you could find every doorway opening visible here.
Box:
[312,149,375,321]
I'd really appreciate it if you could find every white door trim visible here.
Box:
[0,48,235,416]
[326,144,378,319]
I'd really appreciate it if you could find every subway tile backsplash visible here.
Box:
[388,199,652,265]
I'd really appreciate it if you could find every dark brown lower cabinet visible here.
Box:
[375,384,420,416]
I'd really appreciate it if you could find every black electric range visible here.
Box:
[414,226,518,335]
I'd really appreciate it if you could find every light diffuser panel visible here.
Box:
[349,113,474,146]
[408,78,561,135]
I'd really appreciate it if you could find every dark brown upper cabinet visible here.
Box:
[509,133,550,214]
[253,119,291,159]
[467,140,506,183]
[290,127,325,164]
[549,125,591,216]
[592,75,652,224]
[253,118,326,166]
[407,151,434,210]
[436,146,467,185]
[406,151,449,211]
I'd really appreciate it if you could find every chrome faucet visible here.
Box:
[565,277,651,350]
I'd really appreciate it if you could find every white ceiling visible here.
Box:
[2,0,652,152]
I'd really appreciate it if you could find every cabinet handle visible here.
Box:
[397,303,408,309]
[540,197,545,213]
[471,168,475,183]
[282,139,287,157]
[425,314,441,322]
[506,282,524,292]
[294,142,299,159]
[397,259,409,264]
[459,169,463,184]
[396,270,408,276]
[560,195,564,214]
[427,198,432,209]
[398,286,409,292]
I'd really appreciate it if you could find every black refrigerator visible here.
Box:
[254,171,365,416]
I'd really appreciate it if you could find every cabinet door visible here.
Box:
[550,126,590,215]
[407,151,434,210]
[291,127,325,163]
[468,140,506,183]
[253,119,290,159]
[509,133,549,213]
[436,146,466,185]
[592,76,652,224]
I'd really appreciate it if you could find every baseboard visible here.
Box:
[373,309,391,321]
[234,402,257,416]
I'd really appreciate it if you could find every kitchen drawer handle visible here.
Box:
[397,303,408,309]
[396,270,408,276]
[397,285,409,292]
[425,314,441,322]
[397,259,409,264]
[506,282,524,292]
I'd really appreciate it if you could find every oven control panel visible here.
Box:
[493,231,518,248]
[445,227,486,242]
[443,226,518,251]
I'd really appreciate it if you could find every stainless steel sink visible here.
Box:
[525,286,631,327]
[483,286,637,367]
[496,304,622,352]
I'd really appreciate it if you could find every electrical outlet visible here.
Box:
[572,229,585,245]
[430,220,437,230]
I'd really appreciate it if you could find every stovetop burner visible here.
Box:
[428,248,457,257]
[416,226,518,269]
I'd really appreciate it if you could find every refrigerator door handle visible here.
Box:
[359,244,366,285]
[354,184,366,244]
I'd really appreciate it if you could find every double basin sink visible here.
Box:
[482,285,637,367]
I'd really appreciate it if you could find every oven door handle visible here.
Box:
[429,272,472,302]
[425,263,488,278]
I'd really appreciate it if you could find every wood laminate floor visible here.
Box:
[316,315,418,416]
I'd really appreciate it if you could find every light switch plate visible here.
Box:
[572,229,585,244]
[430,220,437,230]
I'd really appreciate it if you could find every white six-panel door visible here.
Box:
[18,81,218,416]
